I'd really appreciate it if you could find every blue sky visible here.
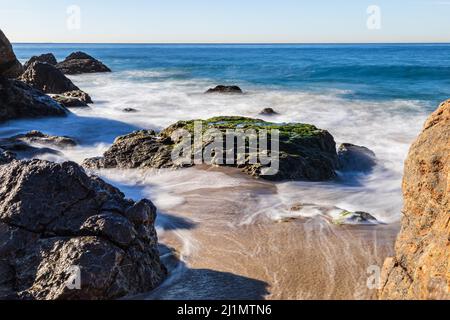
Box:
[1,0,450,43]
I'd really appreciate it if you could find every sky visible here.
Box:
[1,0,450,43]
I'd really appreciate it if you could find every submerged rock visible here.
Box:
[123,108,138,113]
[0,29,23,78]
[0,77,68,122]
[56,52,111,75]
[333,210,378,225]
[19,62,80,94]
[84,116,339,182]
[205,85,243,94]
[338,143,377,173]
[260,108,278,115]
[23,53,57,70]
[379,99,450,300]
[0,159,167,300]
[12,130,77,148]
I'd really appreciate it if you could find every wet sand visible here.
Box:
[142,167,400,300]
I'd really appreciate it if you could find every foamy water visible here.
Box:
[1,52,434,298]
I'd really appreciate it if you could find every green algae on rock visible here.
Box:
[84,116,339,182]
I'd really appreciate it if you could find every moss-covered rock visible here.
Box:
[84,116,339,181]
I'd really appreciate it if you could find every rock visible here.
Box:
[338,143,377,173]
[56,52,111,75]
[123,108,138,113]
[379,100,450,300]
[0,77,68,122]
[23,53,57,70]
[83,130,176,170]
[260,108,278,115]
[205,85,243,94]
[0,160,167,300]
[84,116,338,182]
[0,29,23,78]
[49,94,88,108]
[11,131,77,148]
[63,90,93,104]
[19,62,80,94]
[0,148,15,165]
[49,90,93,108]
[333,210,378,225]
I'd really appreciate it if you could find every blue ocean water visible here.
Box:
[13,43,450,107]
[7,43,448,299]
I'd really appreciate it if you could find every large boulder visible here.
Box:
[23,53,57,70]
[379,100,450,300]
[205,85,243,94]
[0,77,68,122]
[0,30,23,78]
[338,143,377,173]
[19,62,80,94]
[0,160,167,300]
[56,52,111,75]
[84,116,339,181]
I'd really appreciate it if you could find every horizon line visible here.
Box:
[11,41,450,45]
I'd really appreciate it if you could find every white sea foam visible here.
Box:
[0,69,429,225]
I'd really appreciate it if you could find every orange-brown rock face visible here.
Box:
[379,100,449,300]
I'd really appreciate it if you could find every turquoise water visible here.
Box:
[14,43,450,106]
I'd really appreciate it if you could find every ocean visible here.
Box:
[4,43,450,299]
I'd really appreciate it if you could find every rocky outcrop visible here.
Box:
[338,143,377,173]
[0,77,68,122]
[379,100,450,300]
[84,116,339,181]
[0,30,23,78]
[23,53,57,70]
[20,62,79,94]
[205,85,243,94]
[56,52,111,75]
[0,160,166,300]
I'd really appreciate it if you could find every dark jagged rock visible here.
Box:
[338,143,377,173]
[0,160,166,300]
[84,116,339,182]
[23,53,57,70]
[56,51,111,75]
[19,62,80,94]
[0,29,23,78]
[0,77,68,122]
[260,108,278,115]
[205,85,243,94]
